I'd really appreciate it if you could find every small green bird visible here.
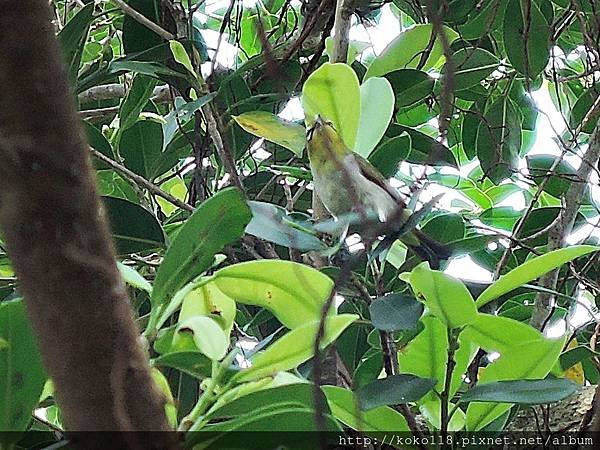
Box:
[306,116,450,267]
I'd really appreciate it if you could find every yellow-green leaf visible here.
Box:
[476,246,600,308]
[365,24,459,78]
[301,63,360,149]
[232,314,357,382]
[213,260,334,329]
[233,111,306,156]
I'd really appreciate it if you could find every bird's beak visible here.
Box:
[307,115,325,141]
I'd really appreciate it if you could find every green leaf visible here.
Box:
[117,262,152,293]
[57,3,95,84]
[369,294,423,332]
[192,407,341,447]
[504,0,550,78]
[179,281,237,335]
[119,120,164,180]
[476,97,522,183]
[368,133,411,177]
[208,383,317,420]
[569,84,600,134]
[213,260,334,329]
[476,246,600,307]
[381,124,457,167]
[122,0,162,55]
[152,351,212,379]
[119,75,159,132]
[409,263,477,329]
[526,154,582,199]
[385,69,434,107]
[462,313,543,352]
[354,77,395,157]
[365,24,459,78]
[421,213,465,243]
[448,47,499,91]
[169,40,195,75]
[460,378,578,404]
[246,201,326,251]
[323,385,409,432]
[465,336,565,430]
[174,316,228,361]
[398,315,477,398]
[233,111,306,156]
[152,188,251,309]
[357,374,437,410]
[301,63,361,148]
[102,196,165,254]
[232,314,358,382]
[0,299,46,431]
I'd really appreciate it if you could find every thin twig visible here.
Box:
[112,0,174,41]
[90,147,194,213]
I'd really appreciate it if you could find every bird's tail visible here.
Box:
[408,230,452,270]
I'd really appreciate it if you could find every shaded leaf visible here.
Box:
[102,196,165,254]
[369,294,423,332]
[246,201,326,251]
[357,374,436,410]
[460,378,578,404]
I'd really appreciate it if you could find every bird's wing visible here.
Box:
[352,153,407,206]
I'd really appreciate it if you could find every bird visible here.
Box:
[306,116,451,268]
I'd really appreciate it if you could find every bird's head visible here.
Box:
[306,115,350,165]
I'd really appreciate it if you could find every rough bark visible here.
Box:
[0,0,177,445]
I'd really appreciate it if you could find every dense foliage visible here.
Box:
[2,0,600,446]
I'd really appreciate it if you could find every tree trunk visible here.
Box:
[0,1,177,446]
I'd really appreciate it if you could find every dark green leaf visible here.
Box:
[57,3,95,84]
[476,97,522,183]
[119,75,159,132]
[369,294,423,332]
[422,214,465,243]
[383,125,457,167]
[152,188,251,307]
[122,0,163,55]
[527,154,582,199]
[119,120,164,180]
[102,196,165,254]
[569,85,600,134]
[503,0,550,78]
[460,378,578,404]
[385,69,434,107]
[357,374,437,410]
[0,299,46,431]
[448,47,499,91]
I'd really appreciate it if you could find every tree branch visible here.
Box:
[0,0,176,443]
[331,0,355,63]
[530,107,600,330]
